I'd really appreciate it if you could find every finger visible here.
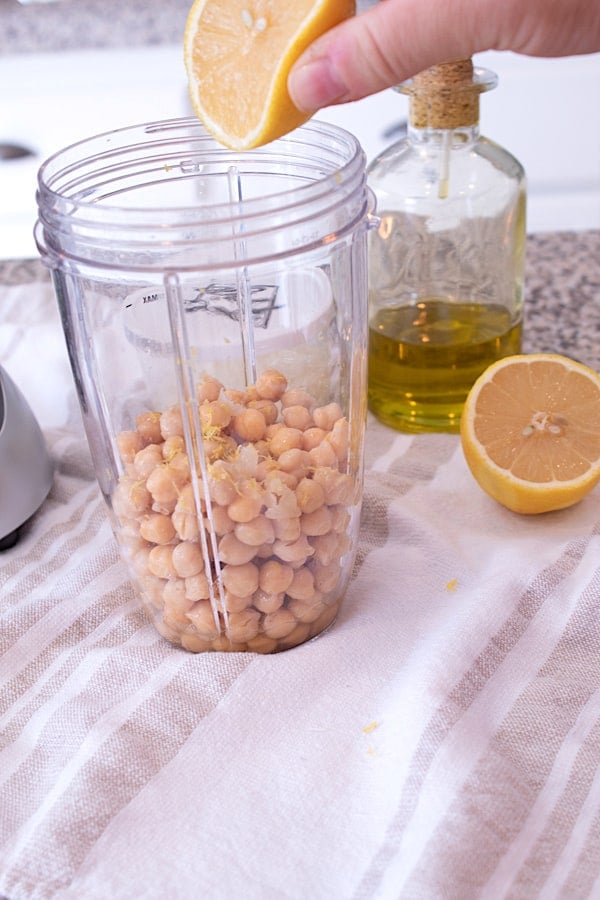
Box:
[288,0,495,112]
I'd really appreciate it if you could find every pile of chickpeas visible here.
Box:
[112,368,358,653]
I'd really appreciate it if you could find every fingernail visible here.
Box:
[288,56,347,112]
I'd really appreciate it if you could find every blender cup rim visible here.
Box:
[34,116,370,272]
[35,116,366,224]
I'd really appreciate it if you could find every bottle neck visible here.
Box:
[397,58,497,143]
[407,122,480,149]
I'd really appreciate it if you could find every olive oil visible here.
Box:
[368,298,522,433]
[366,58,526,434]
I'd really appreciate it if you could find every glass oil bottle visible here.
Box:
[367,58,526,433]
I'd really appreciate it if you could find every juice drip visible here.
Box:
[368,297,522,433]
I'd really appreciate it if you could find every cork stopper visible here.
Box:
[406,58,481,129]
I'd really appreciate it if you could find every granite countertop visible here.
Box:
[0,0,189,55]
[2,230,599,371]
[0,0,377,56]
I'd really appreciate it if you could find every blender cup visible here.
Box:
[35,117,372,653]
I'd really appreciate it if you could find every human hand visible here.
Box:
[288,0,600,112]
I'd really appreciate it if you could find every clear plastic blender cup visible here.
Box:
[35,116,372,653]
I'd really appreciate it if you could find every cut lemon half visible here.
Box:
[183,0,355,150]
[460,354,600,514]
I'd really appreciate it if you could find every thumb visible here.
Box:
[288,0,494,112]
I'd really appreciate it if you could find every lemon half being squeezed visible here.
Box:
[184,0,355,150]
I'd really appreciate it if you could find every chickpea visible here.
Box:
[173,478,199,514]
[234,515,275,547]
[287,567,316,601]
[220,590,253,613]
[218,533,258,566]
[171,484,200,541]
[185,573,210,601]
[139,513,176,546]
[207,463,238,506]
[168,451,191,483]
[255,369,287,401]
[162,577,188,607]
[253,589,284,614]
[199,400,232,431]
[136,411,163,444]
[301,427,327,451]
[172,541,205,578]
[172,487,201,542]
[232,408,266,443]
[259,559,294,595]
[308,441,338,470]
[181,632,214,653]
[262,607,297,639]
[300,506,333,537]
[282,405,313,431]
[171,509,200,541]
[228,490,262,524]
[328,417,349,463]
[209,504,235,536]
[131,545,152,577]
[312,467,349,505]
[227,608,260,643]
[196,374,223,403]
[221,561,260,597]
[186,600,221,640]
[269,427,303,459]
[133,444,164,480]
[224,388,248,405]
[288,595,325,624]
[146,464,183,511]
[247,399,278,425]
[278,622,311,649]
[254,542,275,559]
[272,516,302,543]
[272,535,314,565]
[310,531,343,566]
[264,422,284,441]
[280,388,314,409]
[117,430,144,464]
[264,470,298,494]
[147,545,178,579]
[203,434,237,462]
[160,405,184,439]
[313,402,343,431]
[323,472,355,506]
[277,448,310,479]
[163,580,195,625]
[162,434,185,459]
[330,506,351,534]
[309,602,339,638]
[296,478,325,514]
[112,478,151,518]
[211,635,248,653]
[311,560,341,593]
[246,634,278,654]
[254,459,272,482]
